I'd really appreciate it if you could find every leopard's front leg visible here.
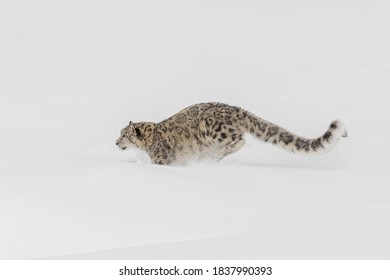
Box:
[149,141,175,165]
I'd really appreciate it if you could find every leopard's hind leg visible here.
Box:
[216,137,246,161]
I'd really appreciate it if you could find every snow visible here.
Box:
[1,0,389,259]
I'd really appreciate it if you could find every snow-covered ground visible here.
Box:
[1,0,389,259]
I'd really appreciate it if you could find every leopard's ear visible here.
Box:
[128,122,136,134]
[129,122,143,139]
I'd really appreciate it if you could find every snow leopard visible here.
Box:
[116,102,347,165]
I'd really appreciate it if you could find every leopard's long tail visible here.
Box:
[243,112,347,154]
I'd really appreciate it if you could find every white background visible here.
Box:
[0,0,389,259]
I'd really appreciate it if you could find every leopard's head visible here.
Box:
[116,121,155,150]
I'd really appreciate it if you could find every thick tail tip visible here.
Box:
[330,120,348,138]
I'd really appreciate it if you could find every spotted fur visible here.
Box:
[116,102,347,165]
